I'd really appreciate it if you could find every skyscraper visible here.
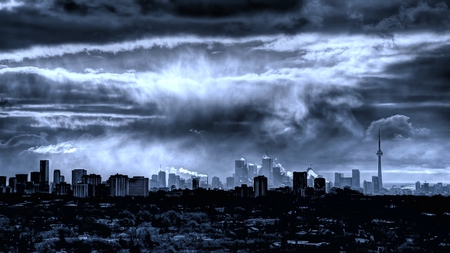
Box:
[376,128,383,191]
[334,172,343,188]
[254,175,267,197]
[168,173,177,189]
[351,169,360,189]
[372,176,379,194]
[158,170,166,188]
[293,171,307,197]
[234,158,247,186]
[262,156,273,186]
[109,174,129,197]
[72,169,87,187]
[129,176,149,197]
[53,170,61,185]
[40,160,49,193]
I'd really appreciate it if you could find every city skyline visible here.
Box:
[1,1,450,184]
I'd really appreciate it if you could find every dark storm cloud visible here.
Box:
[1,0,450,51]
[366,115,430,141]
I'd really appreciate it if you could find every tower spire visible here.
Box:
[376,128,383,192]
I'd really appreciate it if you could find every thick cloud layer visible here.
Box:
[0,0,449,184]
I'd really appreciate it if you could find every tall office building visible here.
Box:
[81,174,101,185]
[363,180,373,195]
[262,156,273,186]
[293,171,307,197]
[254,176,267,197]
[168,173,177,189]
[234,158,247,186]
[334,172,342,188]
[376,129,383,191]
[30,172,40,184]
[248,164,258,179]
[314,177,326,195]
[129,176,149,197]
[226,177,234,189]
[40,160,50,193]
[0,176,6,187]
[192,177,200,190]
[273,164,282,187]
[9,177,16,193]
[109,174,129,197]
[15,174,28,184]
[72,169,87,187]
[73,184,89,198]
[53,170,61,185]
[158,171,166,188]
[211,176,220,189]
[372,176,379,194]
[351,169,360,189]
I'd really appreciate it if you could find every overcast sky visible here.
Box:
[1,0,450,185]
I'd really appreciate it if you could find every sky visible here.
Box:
[1,0,450,185]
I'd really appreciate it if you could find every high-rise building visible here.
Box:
[226,177,234,189]
[158,171,166,188]
[129,176,149,197]
[109,174,129,197]
[273,165,282,187]
[73,184,89,198]
[235,184,253,197]
[40,160,50,193]
[341,177,352,188]
[30,171,40,184]
[9,177,16,193]
[168,173,177,189]
[82,174,101,185]
[72,169,87,187]
[53,170,61,185]
[248,164,258,179]
[15,174,28,184]
[254,175,268,197]
[262,156,273,186]
[293,171,307,197]
[192,177,200,190]
[314,177,326,195]
[376,129,383,191]
[363,180,373,195]
[0,176,6,187]
[351,169,360,189]
[234,158,247,186]
[372,176,379,194]
[415,181,421,194]
[334,172,342,188]
[211,176,220,189]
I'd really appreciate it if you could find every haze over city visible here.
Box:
[1,0,450,184]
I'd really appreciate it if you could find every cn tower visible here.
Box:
[376,128,383,190]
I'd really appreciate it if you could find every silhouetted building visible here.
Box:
[423,182,430,193]
[341,176,352,188]
[15,174,27,184]
[254,175,268,197]
[53,170,61,185]
[415,181,421,194]
[211,176,220,189]
[0,176,6,187]
[72,169,87,187]
[192,177,200,190]
[352,169,360,189]
[129,176,149,197]
[54,182,71,196]
[293,171,307,197]
[158,171,166,188]
[81,174,101,185]
[73,184,89,198]
[372,176,379,194]
[40,160,50,193]
[31,171,40,184]
[109,174,129,197]
[235,184,253,197]
[314,177,326,195]
[261,156,273,186]
[9,177,16,193]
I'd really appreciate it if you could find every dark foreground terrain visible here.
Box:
[0,189,449,252]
